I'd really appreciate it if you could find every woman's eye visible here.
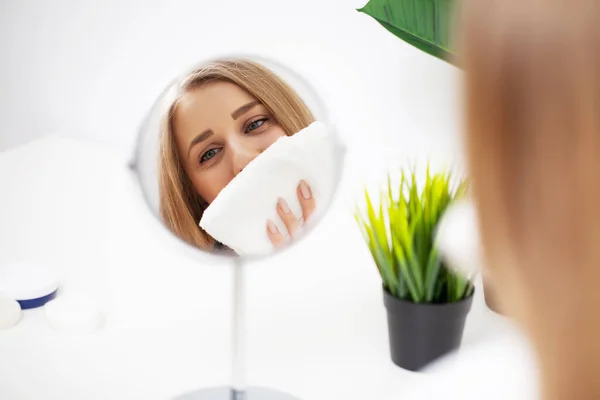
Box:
[245,118,267,133]
[200,148,221,163]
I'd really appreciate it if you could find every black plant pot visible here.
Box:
[383,288,474,371]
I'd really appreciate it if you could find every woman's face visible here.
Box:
[173,81,287,203]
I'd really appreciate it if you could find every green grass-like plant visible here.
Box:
[355,165,473,303]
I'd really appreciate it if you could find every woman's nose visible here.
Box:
[230,142,259,176]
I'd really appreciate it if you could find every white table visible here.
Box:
[0,137,534,399]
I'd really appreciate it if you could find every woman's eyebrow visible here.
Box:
[231,100,260,120]
[188,129,214,158]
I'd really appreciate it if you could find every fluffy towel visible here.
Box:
[199,121,340,257]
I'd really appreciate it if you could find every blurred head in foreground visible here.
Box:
[460,0,600,398]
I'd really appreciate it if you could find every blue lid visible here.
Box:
[0,261,60,309]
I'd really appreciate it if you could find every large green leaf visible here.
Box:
[357,0,458,65]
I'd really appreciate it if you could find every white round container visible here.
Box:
[0,261,60,309]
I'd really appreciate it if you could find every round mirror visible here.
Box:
[129,54,345,399]
[131,54,343,260]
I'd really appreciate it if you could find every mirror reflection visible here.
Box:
[135,57,341,257]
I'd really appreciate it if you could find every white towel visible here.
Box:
[199,121,340,257]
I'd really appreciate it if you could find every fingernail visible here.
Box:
[267,220,278,234]
[299,180,311,200]
[278,198,291,214]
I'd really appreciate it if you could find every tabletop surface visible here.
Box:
[0,137,537,400]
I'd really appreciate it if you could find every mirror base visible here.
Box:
[173,387,301,400]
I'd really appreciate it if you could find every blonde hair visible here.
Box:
[460,0,600,398]
[158,59,315,251]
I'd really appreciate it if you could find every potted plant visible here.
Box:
[354,166,475,371]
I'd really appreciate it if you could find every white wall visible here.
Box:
[0,0,464,173]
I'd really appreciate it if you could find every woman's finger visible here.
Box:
[297,180,316,222]
[266,219,287,247]
[277,198,302,237]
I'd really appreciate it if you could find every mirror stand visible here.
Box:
[231,257,247,400]
[173,259,300,400]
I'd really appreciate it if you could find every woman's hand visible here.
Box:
[266,180,315,247]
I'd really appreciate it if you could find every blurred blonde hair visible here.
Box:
[158,59,315,251]
[460,0,600,398]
